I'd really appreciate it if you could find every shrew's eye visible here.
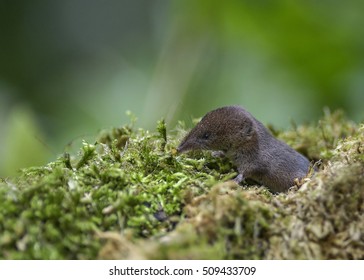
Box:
[201,132,210,140]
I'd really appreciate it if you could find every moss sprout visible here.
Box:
[0,111,363,259]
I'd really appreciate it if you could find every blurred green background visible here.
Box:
[1,0,363,176]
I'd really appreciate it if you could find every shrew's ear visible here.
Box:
[237,117,255,140]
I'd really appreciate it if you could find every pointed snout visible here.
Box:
[177,138,195,154]
[177,131,201,154]
[177,142,188,154]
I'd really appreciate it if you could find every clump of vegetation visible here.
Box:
[0,111,363,259]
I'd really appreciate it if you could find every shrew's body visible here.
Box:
[177,106,310,193]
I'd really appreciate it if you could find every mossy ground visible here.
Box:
[0,110,363,259]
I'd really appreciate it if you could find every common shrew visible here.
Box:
[177,105,310,193]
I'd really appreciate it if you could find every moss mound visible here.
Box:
[0,111,363,259]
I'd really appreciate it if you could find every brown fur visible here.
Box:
[178,105,310,193]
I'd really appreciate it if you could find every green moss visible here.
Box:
[0,111,363,259]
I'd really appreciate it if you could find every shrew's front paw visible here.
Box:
[211,151,226,158]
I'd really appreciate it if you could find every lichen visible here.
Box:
[0,111,363,259]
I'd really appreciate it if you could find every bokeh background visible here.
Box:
[1,0,363,176]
